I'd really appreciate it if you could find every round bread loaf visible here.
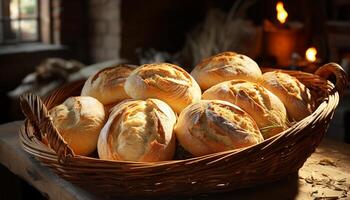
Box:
[81,64,137,105]
[174,100,263,157]
[261,71,314,121]
[191,51,262,90]
[49,96,106,156]
[98,99,177,162]
[202,80,288,139]
[124,63,201,113]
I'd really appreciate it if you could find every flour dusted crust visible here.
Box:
[202,80,288,139]
[261,71,314,121]
[97,99,177,162]
[124,63,201,113]
[81,64,137,105]
[191,52,262,90]
[49,96,106,156]
[174,100,263,157]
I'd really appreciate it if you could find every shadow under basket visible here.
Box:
[19,63,348,198]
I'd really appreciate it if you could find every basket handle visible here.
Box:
[315,62,348,95]
[20,93,75,163]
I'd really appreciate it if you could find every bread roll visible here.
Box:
[81,64,137,105]
[98,99,177,162]
[202,80,288,139]
[49,96,106,156]
[261,71,314,121]
[174,100,263,157]
[191,52,262,90]
[124,63,201,113]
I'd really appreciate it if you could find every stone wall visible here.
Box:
[88,0,121,63]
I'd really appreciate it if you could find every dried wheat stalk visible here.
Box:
[179,0,262,67]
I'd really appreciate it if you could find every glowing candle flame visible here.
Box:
[306,47,317,62]
[276,2,288,24]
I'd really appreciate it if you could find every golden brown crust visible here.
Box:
[49,96,106,156]
[98,99,176,162]
[202,80,288,139]
[124,63,201,113]
[191,52,262,90]
[174,100,263,157]
[81,64,137,105]
[261,71,314,121]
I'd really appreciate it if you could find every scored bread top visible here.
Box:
[98,98,176,162]
[191,52,262,90]
[202,80,288,139]
[81,64,137,105]
[49,96,106,156]
[175,100,263,156]
[263,72,309,101]
[124,63,201,113]
[261,71,314,121]
[137,63,192,88]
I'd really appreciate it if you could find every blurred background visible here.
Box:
[0,0,349,198]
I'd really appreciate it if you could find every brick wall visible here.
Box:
[87,0,234,63]
[88,0,121,63]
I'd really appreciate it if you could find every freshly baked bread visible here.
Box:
[202,80,288,139]
[49,96,106,156]
[98,99,177,162]
[261,71,314,121]
[191,52,262,90]
[124,63,201,113]
[174,100,263,157]
[81,64,137,105]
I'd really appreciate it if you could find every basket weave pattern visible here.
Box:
[19,63,347,197]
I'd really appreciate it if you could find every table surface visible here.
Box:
[0,121,350,200]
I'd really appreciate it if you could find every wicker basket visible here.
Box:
[19,63,348,197]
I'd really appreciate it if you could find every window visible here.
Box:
[0,0,39,44]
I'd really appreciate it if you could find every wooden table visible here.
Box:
[1,121,350,200]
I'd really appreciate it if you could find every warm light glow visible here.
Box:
[276,2,288,24]
[306,47,317,62]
